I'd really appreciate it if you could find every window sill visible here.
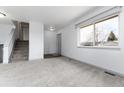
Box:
[77,45,121,50]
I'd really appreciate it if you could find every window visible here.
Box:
[79,25,94,46]
[95,16,119,46]
[78,16,119,47]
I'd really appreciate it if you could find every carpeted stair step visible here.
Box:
[11,40,29,61]
[12,54,28,58]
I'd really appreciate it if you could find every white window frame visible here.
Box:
[77,15,120,49]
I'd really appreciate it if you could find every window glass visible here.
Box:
[79,25,94,46]
[95,16,119,46]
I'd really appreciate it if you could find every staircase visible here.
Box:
[11,40,29,62]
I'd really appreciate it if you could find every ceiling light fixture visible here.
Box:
[0,12,6,18]
[49,26,55,31]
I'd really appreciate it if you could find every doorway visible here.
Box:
[57,33,62,56]
[19,22,29,41]
[44,33,62,58]
[0,45,3,63]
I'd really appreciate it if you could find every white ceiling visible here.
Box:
[0,6,97,30]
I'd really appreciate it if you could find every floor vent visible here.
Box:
[104,71,116,76]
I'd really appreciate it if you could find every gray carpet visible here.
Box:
[44,54,61,58]
[0,57,124,87]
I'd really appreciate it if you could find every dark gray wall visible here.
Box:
[0,45,3,63]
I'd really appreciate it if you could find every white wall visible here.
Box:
[58,7,124,75]
[3,29,16,64]
[0,24,16,64]
[15,22,20,40]
[44,30,57,54]
[0,24,14,44]
[29,21,44,60]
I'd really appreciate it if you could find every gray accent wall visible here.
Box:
[0,45,3,63]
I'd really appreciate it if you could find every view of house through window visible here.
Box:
[79,16,119,47]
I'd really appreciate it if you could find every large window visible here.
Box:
[78,16,119,47]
